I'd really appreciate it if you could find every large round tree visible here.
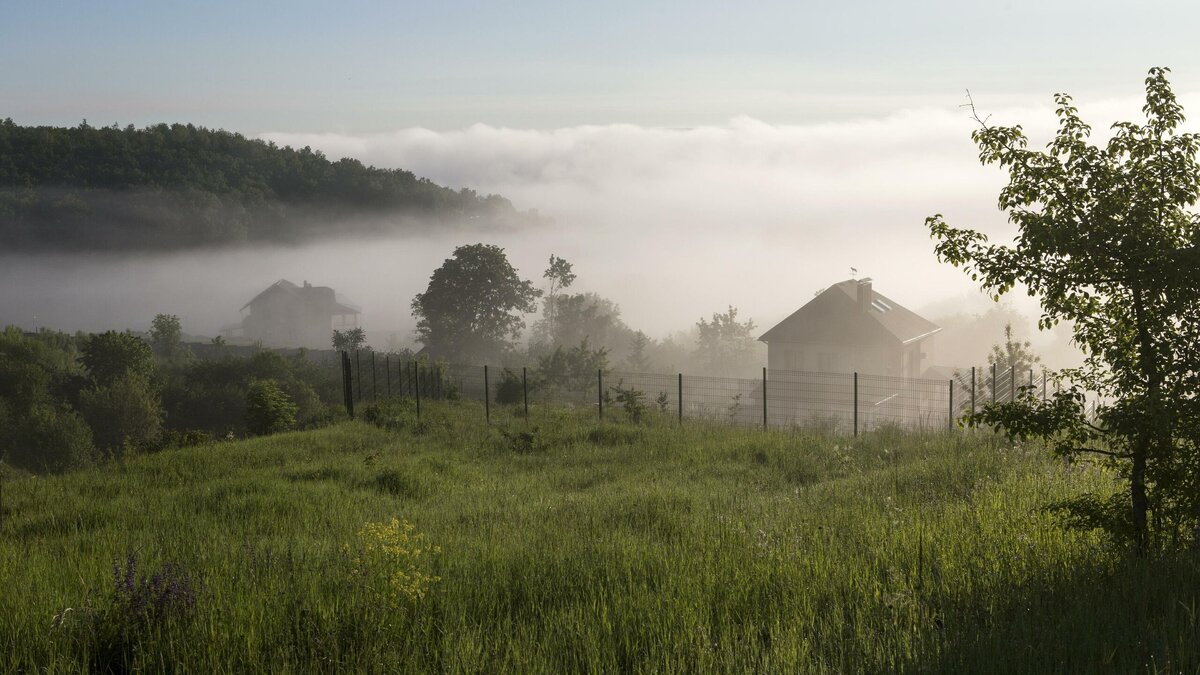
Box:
[411,244,541,363]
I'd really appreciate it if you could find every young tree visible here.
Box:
[927,68,1200,552]
[542,254,576,338]
[695,306,758,377]
[244,378,298,436]
[534,338,610,397]
[332,327,367,352]
[625,330,654,372]
[955,322,1043,404]
[530,291,634,358]
[989,323,1042,377]
[411,244,541,363]
[149,313,189,361]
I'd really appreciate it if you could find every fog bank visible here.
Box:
[7,92,1185,369]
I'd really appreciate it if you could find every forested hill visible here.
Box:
[0,119,542,251]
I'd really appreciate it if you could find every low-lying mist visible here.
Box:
[8,92,1172,370]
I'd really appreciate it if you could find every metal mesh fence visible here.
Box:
[342,352,1063,435]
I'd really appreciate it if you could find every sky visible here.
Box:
[4,0,1199,131]
[2,0,1195,368]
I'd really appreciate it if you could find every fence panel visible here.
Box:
[338,353,1067,434]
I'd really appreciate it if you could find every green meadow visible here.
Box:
[2,400,1198,673]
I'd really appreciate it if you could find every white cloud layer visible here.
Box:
[6,91,1193,369]
[263,93,1182,342]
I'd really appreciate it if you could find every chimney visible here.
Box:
[857,278,873,313]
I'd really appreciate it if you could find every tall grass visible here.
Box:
[1,399,1196,673]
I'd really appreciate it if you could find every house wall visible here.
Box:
[768,339,930,377]
[243,294,339,348]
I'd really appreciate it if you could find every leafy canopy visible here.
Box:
[79,331,154,387]
[411,244,541,363]
[927,67,1200,551]
[695,306,758,377]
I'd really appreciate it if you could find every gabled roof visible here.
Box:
[241,278,360,315]
[759,279,940,345]
[240,279,300,311]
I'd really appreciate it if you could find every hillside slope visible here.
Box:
[0,119,543,251]
[2,403,1194,672]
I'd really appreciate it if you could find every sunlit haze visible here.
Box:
[5,1,1197,369]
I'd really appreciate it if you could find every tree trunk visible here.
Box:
[1130,285,1162,555]
[1130,440,1149,553]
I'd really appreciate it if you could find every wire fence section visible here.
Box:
[343,352,1061,435]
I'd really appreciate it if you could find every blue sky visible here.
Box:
[4,0,1197,132]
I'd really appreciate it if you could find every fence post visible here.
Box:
[371,351,377,401]
[1010,365,1015,402]
[991,363,996,405]
[355,350,362,403]
[948,379,954,431]
[340,351,347,411]
[385,355,391,399]
[414,362,421,420]
[762,367,768,430]
[677,373,683,426]
[1043,370,1048,401]
[598,369,604,421]
[853,372,859,437]
[1029,368,1034,394]
[484,365,490,425]
[342,351,355,418]
[522,367,529,422]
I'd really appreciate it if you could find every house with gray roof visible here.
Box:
[230,279,360,349]
[759,279,940,378]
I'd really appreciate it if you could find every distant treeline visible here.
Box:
[0,118,543,251]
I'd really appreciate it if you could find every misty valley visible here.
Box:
[2,55,1199,673]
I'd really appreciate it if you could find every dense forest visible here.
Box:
[0,119,543,251]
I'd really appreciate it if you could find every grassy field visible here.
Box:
[2,399,1198,673]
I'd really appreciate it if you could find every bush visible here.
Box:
[79,331,154,386]
[79,374,164,457]
[494,368,525,405]
[244,379,298,436]
[498,426,545,454]
[4,404,94,473]
[609,380,647,423]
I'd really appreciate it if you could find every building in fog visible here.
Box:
[759,278,940,377]
[226,279,360,348]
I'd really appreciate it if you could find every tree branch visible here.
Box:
[1071,446,1133,459]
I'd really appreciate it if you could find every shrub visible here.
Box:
[3,404,94,473]
[79,331,154,386]
[609,380,647,423]
[498,426,545,454]
[79,373,164,457]
[244,379,297,436]
[494,368,525,405]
